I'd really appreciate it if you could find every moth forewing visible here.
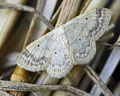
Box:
[17,31,57,72]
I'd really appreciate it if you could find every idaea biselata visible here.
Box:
[17,8,111,78]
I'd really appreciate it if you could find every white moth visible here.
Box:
[17,8,111,78]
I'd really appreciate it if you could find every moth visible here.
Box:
[17,8,111,78]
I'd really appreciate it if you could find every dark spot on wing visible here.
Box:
[86,17,88,20]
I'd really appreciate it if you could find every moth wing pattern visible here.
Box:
[59,26,96,65]
[17,29,74,78]
[17,30,57,72]
[62,8,111,41]
[46,33,74,78]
